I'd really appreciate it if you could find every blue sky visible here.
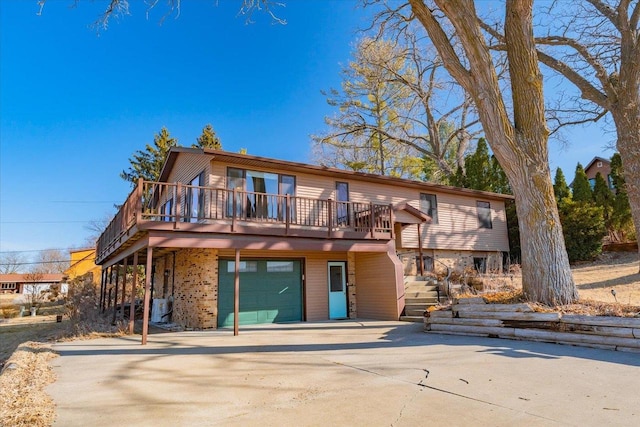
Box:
[0,0,615,259]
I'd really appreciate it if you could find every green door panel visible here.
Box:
[218,260,302,328]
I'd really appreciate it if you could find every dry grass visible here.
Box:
[0,342,58,427]
[449,252,640,317]
[0,312,127,427]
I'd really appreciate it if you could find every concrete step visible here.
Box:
[405,291,440,299]
[405,308,428,316]
[405,284,439,291]
[399,315,424,323]
[405,281,438,289]
[405,303,438,311]
[405,297,440,304]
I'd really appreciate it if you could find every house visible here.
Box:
[96,147,511,341]
[584,156,614,190]
[64,248,101,284]
[0,273,66,295]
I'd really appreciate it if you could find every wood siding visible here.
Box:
[218,249,347,322]
[209,158,509,252]
[355,251,403,320]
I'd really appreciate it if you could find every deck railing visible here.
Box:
[97,180,393,261]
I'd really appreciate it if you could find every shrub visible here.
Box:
[558,199,607,262]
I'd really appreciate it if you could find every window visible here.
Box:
[160,198,173,222]
[1,283,17,290]
[227,261,258,273]
[597,161,603,168]
[420,193,438,224]
[336,182,349,225]
[185,171,205,222]
[473,257,487,274]
[415,256,434,273]
[477,201,492,229]
[226,168,296,220]
[588,178,596,189]
[266,261,294,272]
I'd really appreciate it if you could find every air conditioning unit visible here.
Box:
[151,298,169,323]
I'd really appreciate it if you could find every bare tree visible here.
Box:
[395,0,577,304]
[314,32,481,182]
[37,0,286,30]
[32,249,69,274]
[533,1,640,270]
[22,271,46,311]
[0,252,26,274]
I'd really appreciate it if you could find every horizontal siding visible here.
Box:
[208,157,509,252]
[355,252,402,320]
[217,249,347,322]
[167,153,213,186]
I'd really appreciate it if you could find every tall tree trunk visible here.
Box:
[409,0,578,304]
[613,111,640,272]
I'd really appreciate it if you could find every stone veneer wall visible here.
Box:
[347,252,357,319]
[154,248,219,329]
[398,250,505,276]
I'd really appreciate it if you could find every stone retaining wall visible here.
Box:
[424,297,640,352]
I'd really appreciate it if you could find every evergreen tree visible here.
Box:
[553,168,571,203]
[120,127,178,185]
[558,199,607,262]
[194,124,222,149]
[610,153,635,241]
[571,163,592,202]
[490,155,511,195]
[463,138,493,192]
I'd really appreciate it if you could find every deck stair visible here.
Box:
[400,276,441,322]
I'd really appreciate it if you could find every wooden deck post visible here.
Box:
[141,247,153,345]
[231,188,237,232]
[285,194,290,235]
[234,248,240,336]
[112,262,120,324]
[327,199,333,238]
[129,251,138,335]
[99,268,106,313]
[121,257,128,319]
[369,202,375,238]
[174,182,182,228]
[417,223,424,276]
[107,266,113,309]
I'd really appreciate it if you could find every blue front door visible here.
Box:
[328,262,347,319]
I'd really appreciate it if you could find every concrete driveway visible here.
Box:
[47,321,639,426]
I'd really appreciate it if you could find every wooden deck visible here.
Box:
[96,179,394,264]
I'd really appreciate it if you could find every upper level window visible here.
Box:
[420,193,438,224]
[160,198,173,222]
[597,161,603,168]
[477,201,492,229]
[185,171,205,222]
[336,182,350,225]
[226,168,296,220]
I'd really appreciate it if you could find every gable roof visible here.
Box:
[159,147,514,202]
[0,273,65,283]
[584,156,611,172]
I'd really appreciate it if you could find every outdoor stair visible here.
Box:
[400,276,442,323]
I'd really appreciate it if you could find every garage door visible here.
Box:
[218,259,302,328]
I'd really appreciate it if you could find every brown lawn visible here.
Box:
[572,251,640,305]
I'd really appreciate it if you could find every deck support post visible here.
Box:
[141,246,153,345]
[99,268,106,313]
[121,257,128,319]
[112,262,120,324]
[234,248,240,336]
[129,251,138,335]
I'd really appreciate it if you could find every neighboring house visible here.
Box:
[64,248,101,284]
[584,156,614,190]
[96,147,511,333]
[0,273,66,295]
